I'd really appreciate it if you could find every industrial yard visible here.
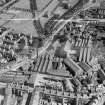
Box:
[0,0,105,105]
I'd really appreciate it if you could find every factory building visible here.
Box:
[33,54,70,77]
[79,47,92,63]
[78,62,93,72]
[63,58,83,76]
[34,54,50,73]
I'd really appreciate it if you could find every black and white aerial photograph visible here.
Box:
[0,0,105,105]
